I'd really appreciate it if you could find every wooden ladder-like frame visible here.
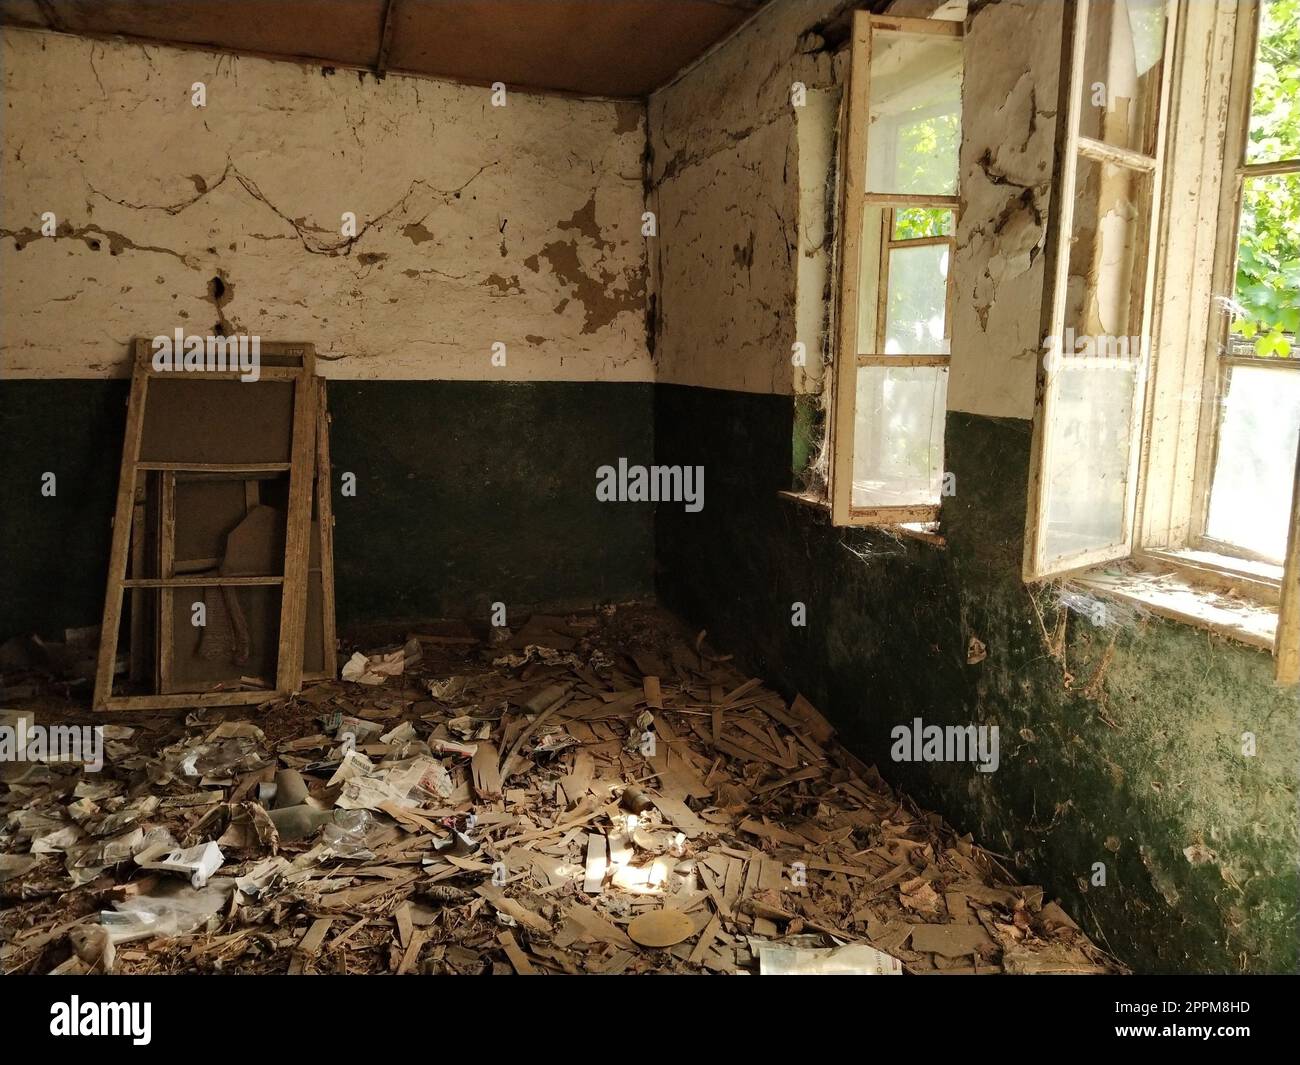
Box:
[93,339,327,711]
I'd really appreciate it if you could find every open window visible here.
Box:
[1026,0,1300,682]
[1025,0,1174,576]
[829,13,963,526]
[1192,0,1300,575]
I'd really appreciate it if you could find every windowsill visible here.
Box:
[1146,547,1283,598]
[1074,562,1278,652]
[776,490,947,547]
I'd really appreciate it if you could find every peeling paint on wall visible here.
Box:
[648,0,856,395]
[948,0,1063,420]
[0,28,651,381]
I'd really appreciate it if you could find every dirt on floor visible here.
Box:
[0,604,1123,975]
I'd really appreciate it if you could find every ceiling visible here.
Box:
[0,0,773,98]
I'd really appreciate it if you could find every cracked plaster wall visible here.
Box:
[0,27,650,381]
[648,0,857,395]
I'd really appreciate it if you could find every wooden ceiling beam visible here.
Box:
[375,0,398,75]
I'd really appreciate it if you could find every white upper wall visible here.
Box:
[648,0,850,394]
[0,27,651,381]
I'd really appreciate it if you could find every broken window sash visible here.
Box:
[1025,0,1176,579]
[831,13,962,526]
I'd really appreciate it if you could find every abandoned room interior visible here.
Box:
[0,0,1296,988]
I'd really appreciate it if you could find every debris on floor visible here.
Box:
[0,606,1124,975]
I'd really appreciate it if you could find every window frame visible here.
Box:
[1023,0,1178,580]
[1185,0,1300,569]
[829,12,963,528]
[1025,0,1300,683]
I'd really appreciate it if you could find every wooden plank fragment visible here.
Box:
[909,923,993,957]
[651,795,710,839]
[394,902,413,949]
[298,917,334,956]
[497,930,537,974]
[789,693,836,743]
[475,885,550,934]
[688,915,722,966]
[583,833,608,894]
[94,347,150,710]
[472,742,503,800]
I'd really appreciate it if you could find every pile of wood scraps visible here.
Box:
[1,606,1123,975]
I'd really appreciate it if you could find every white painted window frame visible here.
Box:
[1024,0,1178,580]
[828,12,963,528]
[1026,0,1300,683]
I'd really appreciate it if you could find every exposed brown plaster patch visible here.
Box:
[537,238,643,334]
[556,197,603,243]
[525,334,546,345]
[517,195,646,333]
[402,222,434,244]
[614,101,642,135]
[482,273,523,295]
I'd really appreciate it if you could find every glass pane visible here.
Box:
[852,365,947,508]
[1063,155,1153,342]
[1040,151,1153,565]
[866,30,961,195]
[1041,358,1140,560]
[1205,365,1300,563]
[1246,0,1300,165]
[892,207,953,239]
[1227,172,1300,357]
[884,243,950,354]
[1077,0,1167,156]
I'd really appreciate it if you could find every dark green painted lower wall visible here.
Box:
[0,380,129,642]
[328,381,653,623]
[655,382,1300,974]
[0,379,654,640]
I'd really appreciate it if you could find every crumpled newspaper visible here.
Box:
[341,650,405,685]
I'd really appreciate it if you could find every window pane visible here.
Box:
[1041,359,1140,560]
[866,30,961,195]
[1246,0,1300,165]
[1077,0,1167,156]
[892,207,953,239]
[1205,365,1300,563]
[852,365,947,508]
[884,243,950,354]
[1064,155,1153,340]
[1227,172,1300,357]
[1040,153,1153,565]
